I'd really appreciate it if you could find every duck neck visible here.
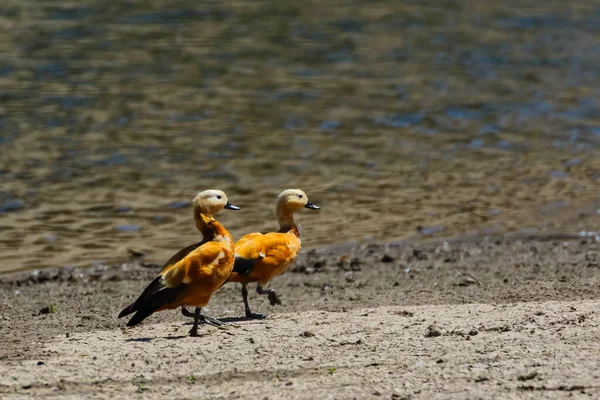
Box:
[277,205,297,235]
[194,208,232,244]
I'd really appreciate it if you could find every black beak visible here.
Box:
[224,202,241,210]
[304,201,320,210]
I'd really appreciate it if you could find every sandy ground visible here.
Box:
[1,234,600,398]
[1,301,600,400]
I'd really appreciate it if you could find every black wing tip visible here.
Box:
[233,257,255,275]
[117,275,164,319]
[126,314,141,327]
[118,305,133,319]
[126,306,156,327]
[122,279,184,327]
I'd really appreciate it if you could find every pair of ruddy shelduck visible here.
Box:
[118,189,320,336]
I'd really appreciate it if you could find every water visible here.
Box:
[1,0,600,272]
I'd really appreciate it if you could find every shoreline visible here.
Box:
[0,230,589,282]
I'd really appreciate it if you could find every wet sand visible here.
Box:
[1,234,600,398]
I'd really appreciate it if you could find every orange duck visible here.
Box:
[228,189,320,318]
[118,190,240,336]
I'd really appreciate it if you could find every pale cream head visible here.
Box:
[276,189,320,212]
[192,189,240,215]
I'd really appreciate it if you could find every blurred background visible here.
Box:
[1,0,599,273]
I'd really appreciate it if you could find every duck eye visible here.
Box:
[217,195,222,199]
[299,194,303,198]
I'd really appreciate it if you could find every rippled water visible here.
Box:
[1,0,600,272]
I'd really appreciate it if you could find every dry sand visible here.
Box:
[1,235,600,399]
[2,301,599,399]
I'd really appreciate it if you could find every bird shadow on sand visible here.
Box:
[123,316,268,342]
[164,335,189,340]
[124,337,153,343]
[125,335,193,341]
[181,315,268,326]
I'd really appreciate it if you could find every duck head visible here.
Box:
[276,189,320,214]
[193,190,240,215]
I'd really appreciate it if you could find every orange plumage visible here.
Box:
[157,240,234,311]
[118,190,240,336]
[228,189,320,318]
[229,227,301,286]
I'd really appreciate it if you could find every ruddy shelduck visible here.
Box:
[118,190,240,336]
[227,189,320,318]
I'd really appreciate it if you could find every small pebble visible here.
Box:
[425,324,442,338]
[380,254,394,263]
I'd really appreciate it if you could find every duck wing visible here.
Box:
[233,233,299,276]
[161,239,206,271]
[119,242,228,324]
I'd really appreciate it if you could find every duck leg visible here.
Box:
[181,306,224,327]
[242,284,266,319]
[181,306,195,318]
[257,285,282,306]
[201,313,224,326]
[189,307,202,337]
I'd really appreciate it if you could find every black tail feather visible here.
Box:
[118,303,135,319]
[118,276,163,319]
[118,276,184,325]
[118,240,204,321]
[127,306,157,327]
